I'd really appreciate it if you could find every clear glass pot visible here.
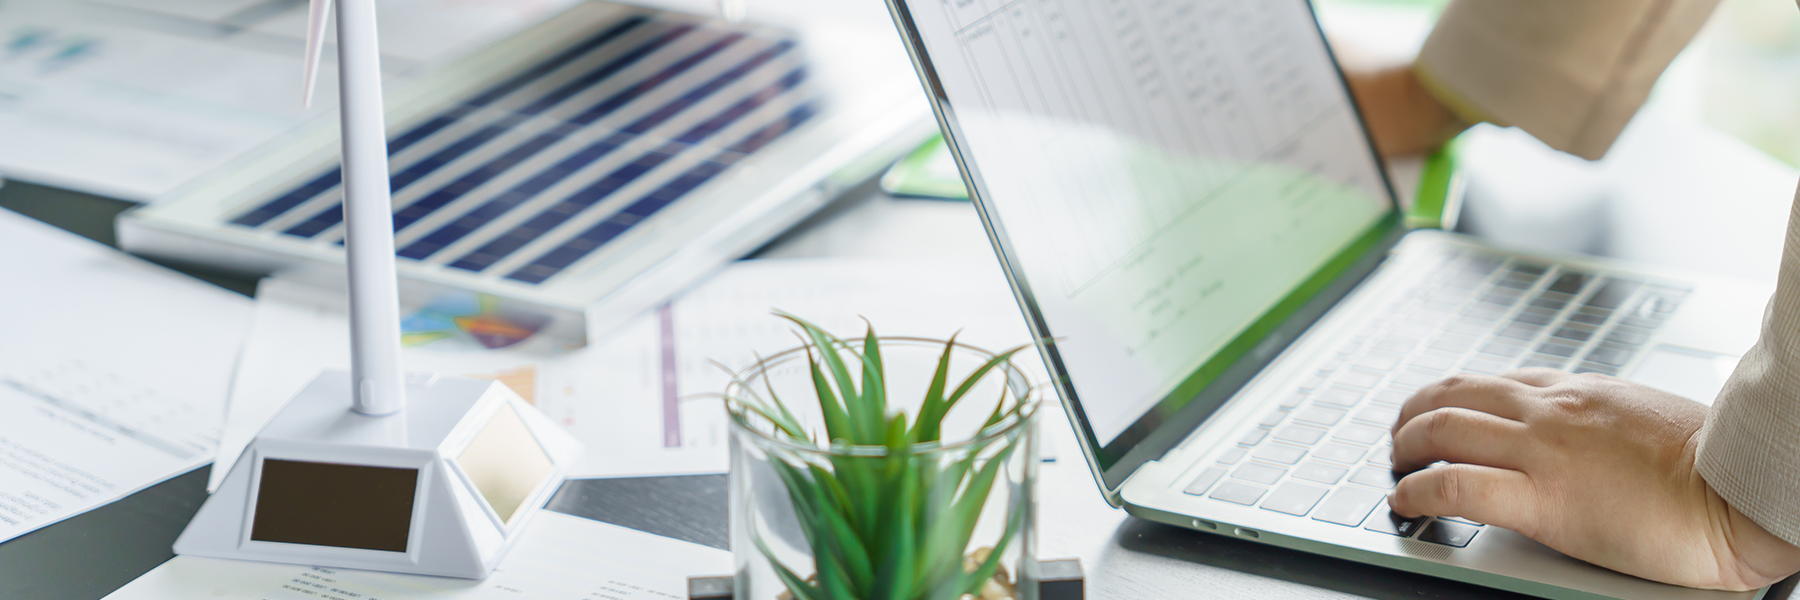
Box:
[726,337,1039,600]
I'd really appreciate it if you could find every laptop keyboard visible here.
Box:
[1181,248,1692,547]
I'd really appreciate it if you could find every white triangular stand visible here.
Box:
[174,370,581,578]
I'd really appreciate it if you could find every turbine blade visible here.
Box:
[302,0,333,108]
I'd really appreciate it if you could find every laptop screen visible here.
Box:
[891,0,1399,478]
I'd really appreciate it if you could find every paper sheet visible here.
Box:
[0,0,576,201]
[215,257,1046,487]
[0,208,251,543]
[101,510,732,600]
[549,257,1050,478]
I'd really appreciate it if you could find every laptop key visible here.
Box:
[1409,354,1456,372]
[1519,356,1566,369]
[1367,445,1393,467]
[1237,429,1269,446]
[1586,279,1641,310]
[1604,326,1651,347]
[1353,354,1399,373]
[1365,501,1429,537]
[1209,481,1267,506]
[1515,308,1556,325]
[1312,486,1385,527]
[1336,371,1381,390]
[1419,520,1481,548]
[1585,345,1633,367]
[1374,338,1415,354]
[1261,481,1329,517]
[1292,461,1348,485]
[1548,271,1592,294]
[1440,516,1485,526]
[1275,425,1328,446]
[1551,327,1593,342]
[1258,410,1286,428]
[1427,337,1475,355]
[1349,466,1398,489]
[1217,447,1247,465]
[1372,388,1412,406]
[1315,442,1366,465]
[1335,424,1386,446]
[1182,467,1228,496]
[1353,406,1399,426]
[1253,444,1308,465]
[1391,371,1438,388]
[1573,363,1618,376]
[1569,309,1610,325]
[1316,388,1364,408]
[1295,406,1346,427]
[1479,340,1527,358]
[1512,262,1549,276]
[1461,358,1509,375]
[1232,462,1286,485]
[1528,297,1568,311]
[1536,342,1580,358]
[1278,393,1307,410]
[1496,324,1540,341]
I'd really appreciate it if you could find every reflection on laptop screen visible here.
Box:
[897,0,1395,468]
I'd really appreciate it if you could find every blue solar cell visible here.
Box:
[501,103,817,284]
[400,51,799,262]
[280,25,704,239]
[385,35,789,243]
[228,15,650,229]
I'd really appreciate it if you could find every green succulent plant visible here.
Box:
[723,312,1036,600]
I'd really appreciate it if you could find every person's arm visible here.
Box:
[1348,0,1720,159]
[1378,0,1800,591]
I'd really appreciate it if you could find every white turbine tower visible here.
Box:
[172,0,582,579]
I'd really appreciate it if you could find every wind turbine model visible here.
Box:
[173,0,581,579]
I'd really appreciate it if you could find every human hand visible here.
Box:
[1342,65,1468,157]
[1388,369,1800,591]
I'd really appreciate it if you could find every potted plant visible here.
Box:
[722,313,1040,600]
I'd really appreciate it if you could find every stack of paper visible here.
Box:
[0,208,250,544]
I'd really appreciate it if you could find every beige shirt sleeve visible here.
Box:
[1415,0,1720,160]
[1696,195,1800,547]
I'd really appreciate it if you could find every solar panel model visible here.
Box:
[119,2,933,342]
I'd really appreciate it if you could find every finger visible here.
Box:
[1390,407,1535,472]
[1394,374,1533,435]
[1500,367,1574,387]
[1390,463,1540,538]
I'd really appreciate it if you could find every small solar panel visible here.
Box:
[251,459,418,552]
[226,14,818,286]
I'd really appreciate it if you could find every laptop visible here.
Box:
[882,1,1773,598]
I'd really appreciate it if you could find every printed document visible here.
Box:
[0,208,250,543]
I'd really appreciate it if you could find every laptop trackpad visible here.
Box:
[1625,346,1740,406]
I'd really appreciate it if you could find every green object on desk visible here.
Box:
[1407,133,1467,230]
[879,134,971,200]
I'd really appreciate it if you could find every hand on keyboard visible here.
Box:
[1387,369,1800,591]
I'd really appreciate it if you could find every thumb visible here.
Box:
[1390,463,1542,538]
